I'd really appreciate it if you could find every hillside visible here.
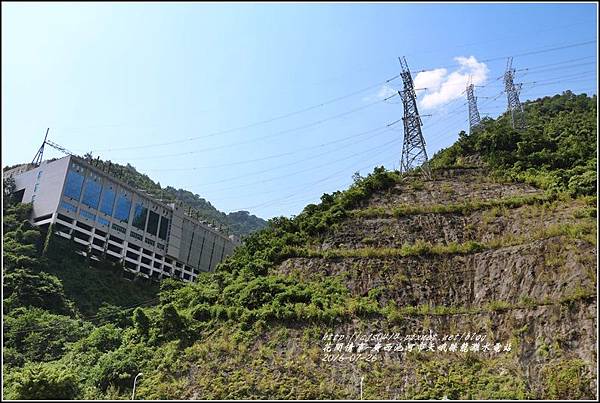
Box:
[2,91,597,399]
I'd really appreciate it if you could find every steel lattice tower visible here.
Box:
[398,56,429,175]
[466,82,482,134]
[503,57,526,130]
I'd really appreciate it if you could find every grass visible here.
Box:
[410,180,425,191]
[354,193,556,219]
[382,289,595,321]
[282,221,596,260]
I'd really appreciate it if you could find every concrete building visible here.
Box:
[4,155,240,283]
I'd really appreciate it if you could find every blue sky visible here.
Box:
[2,2,597,219]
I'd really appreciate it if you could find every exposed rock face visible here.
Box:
[320,199,585,249]
[365,168,541,208]
[273,168,597,399]
[278,238,595,307]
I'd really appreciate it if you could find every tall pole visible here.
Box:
[503,57,526,130]
[398,56,430,176]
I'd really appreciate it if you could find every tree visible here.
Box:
[3,269,75,315]
[132,308,150,338]
[91,343,151,391]
[157,303,186,342]
[3,176,17,205]
[4,362,80,400]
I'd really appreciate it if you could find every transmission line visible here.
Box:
[141,123,392,171]
[109,94,397,162]
[84,76,400,153]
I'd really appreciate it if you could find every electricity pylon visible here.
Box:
[466,78,482,134]
[504,57,526,130]
[398,56,429,176]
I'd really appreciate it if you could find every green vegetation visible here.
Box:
[355,193,555,218]
[4,362,80,400]
[281,221,596,260]
[2,192,159,380]
[2,92,596,399]
[430,91,597,197]
[399,357,529,399]
[542,359,594,399]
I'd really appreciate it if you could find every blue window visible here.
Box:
[100,185,116,216]
[80,210,96,221]
[114,192,132,222]
[60,201,77,213]
[132,203,148,231]
[81,175,102,209]
[97,216,110,227]
[147,210,159,236]
[159,216,169,240]
[64,170,84,200]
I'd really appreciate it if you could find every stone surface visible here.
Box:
[273,167,597,398]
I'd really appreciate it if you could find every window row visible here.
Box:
[63,169,170,240]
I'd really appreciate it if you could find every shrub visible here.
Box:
[5,362,80,400]
[91,343,152,392]
[543,359,593,399]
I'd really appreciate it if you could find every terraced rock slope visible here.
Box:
[257,167,596,400]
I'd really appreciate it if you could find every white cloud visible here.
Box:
[377,84,398,99]
[415,56,489,110]
[363,84,398,102]
[413,68,447,92]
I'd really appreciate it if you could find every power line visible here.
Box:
[224,146,401,212]
[70,39,595,158]
[148,75,592,191]
[83,76,400,153]
[406,59,596,95]
[142,123,393,172]
[411,39,596,73]
[107,94,397,162]
[163,84,595,214]
[517,58,596,73]
[229,145,402,212]
[170,125,396,187]
[405,19,596,58]
[309,19,595,85]
[200,136,402,193]
[521,70,596,86]
[522,76,597,89]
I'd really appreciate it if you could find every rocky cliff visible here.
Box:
[171,166,596,400]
